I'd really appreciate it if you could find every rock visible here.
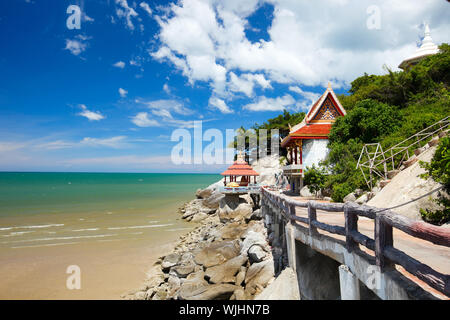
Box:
[355,193,368,205]
[354,189,364,197]
[178,271,209,299]
[194,239,241,268]
[244,258,275,296]
[403,156,418,168]
[145,288,155,300]
[152,285,169,300]
[168,275,181,291]
[203,190,225,209]
[181,283,240,300]
[245,209,263,222]
[414,147,426,156]
[438,131,446,138]
[323,197,332,202]
[379,179,391,188]
[343,192,356,203]
[171,260,196,278]
[241,231,267,255]
[218,195,253,223]
[428,136,439,147]
[134,291,146,300]
[254,267,300,300]
[218,222,247,240]
[190,212,208,223]
[161,253,180,270]
[235,266,246,286]
[300,186,314,197]
[196,188,213,199]
[205,255,248,284]
[248,245,267,263]
[232,288,246,300]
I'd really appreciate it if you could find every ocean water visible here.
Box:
[0,172,220,249]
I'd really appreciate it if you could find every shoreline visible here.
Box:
[129,181,280,300]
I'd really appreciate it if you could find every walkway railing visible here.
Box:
[356,116,450,189]
[261,187,450,297]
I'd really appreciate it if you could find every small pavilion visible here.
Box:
[280,83,346,194]
[221,152,259,187]
[399,24,439,70]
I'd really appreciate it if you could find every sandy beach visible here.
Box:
[0,227,191,299]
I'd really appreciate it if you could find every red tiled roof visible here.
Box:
[291,124,332,137]
[221,159,259,176]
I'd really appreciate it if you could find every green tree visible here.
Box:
[304,165,327,198]
[419,137,450,225]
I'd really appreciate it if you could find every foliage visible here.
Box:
[304,165,327,197]
[419,137,450,225]
[324,43,450,202]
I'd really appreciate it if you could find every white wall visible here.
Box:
[302,139,329,168]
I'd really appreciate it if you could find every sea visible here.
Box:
[0,172,220,299]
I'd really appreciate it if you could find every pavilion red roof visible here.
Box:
[220,157,259,176]
[290,123,332,137]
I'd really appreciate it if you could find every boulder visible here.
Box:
[171,260,196,278]
[254,267,300,300]
[190,212,208,223]
[196,188,213,199]
[178,271,209,300]
[231,288,246,300]
[248,245,267,263]
[245,209,263,222]
[235,266,246,286]
[343,192,356,203]
[218,222,247,240]
[205,255,248,284]
[194,239,241,268]
[244,258,275,296]
[218,195,253,223]
[403,156,418,168]
[355,193,368,205]
[134,291,146,300]
[203,190,225,209]
[161,253,180,270]
[428,136,439,147]
[241,231,267,255]
[300,186,314,197]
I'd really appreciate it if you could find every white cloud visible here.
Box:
[163,83,171,94]
[208,97,233,114]
[288,86,321,111]
[131,112,161,127]
[119,87,128,97]
[139,2,152,16]
[135,98,193,115]
[64,39,87,56]
[115,0,139,30]
[77,104,105,121]
[80,136,129,148]
[113,61,126,68]
[243,94,295,112]
[152,0,450,99]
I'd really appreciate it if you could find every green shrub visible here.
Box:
[419,137,450,225]
[331,183,354,203]
[304,165,327,197]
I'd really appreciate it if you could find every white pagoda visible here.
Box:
[399,24,439,70]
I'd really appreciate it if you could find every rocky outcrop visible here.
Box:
[128,190,275,301]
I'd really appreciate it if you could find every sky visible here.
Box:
[0,0,448,173]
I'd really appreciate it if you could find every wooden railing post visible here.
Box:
[375,214,395,271]
[307,202,318,235]
[344,204,359,252]
[289,203,296,224]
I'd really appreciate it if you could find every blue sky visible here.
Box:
[0,0,448,173]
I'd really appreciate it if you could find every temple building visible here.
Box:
[280,83,346,194]
[399,23,439,70]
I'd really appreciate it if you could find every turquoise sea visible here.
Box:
[0,172,221,299]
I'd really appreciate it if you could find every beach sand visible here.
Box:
[0,229,190,300]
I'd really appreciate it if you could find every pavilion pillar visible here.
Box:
[294,146,298,165]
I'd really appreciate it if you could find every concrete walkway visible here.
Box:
[288,196,450,299]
